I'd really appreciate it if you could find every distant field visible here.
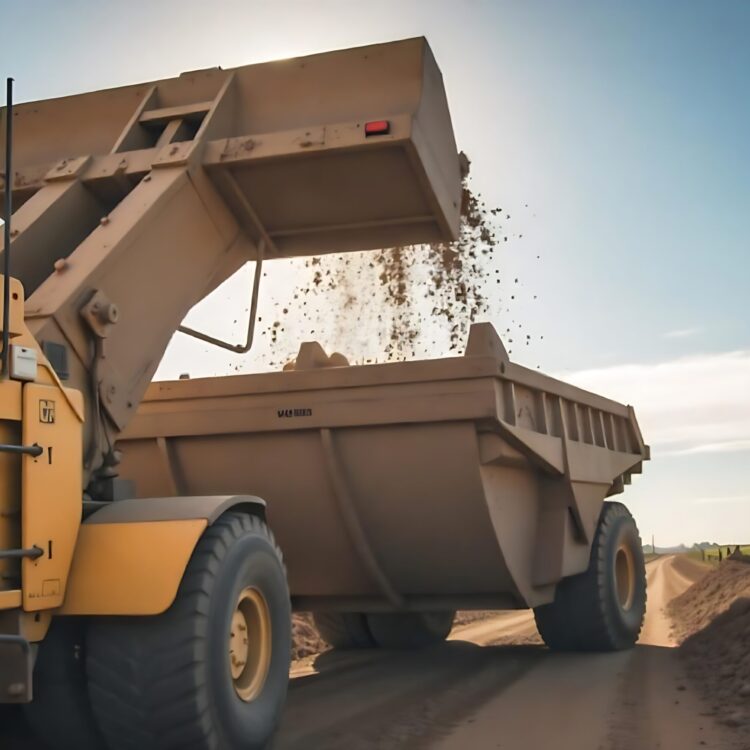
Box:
[686,544,750,564]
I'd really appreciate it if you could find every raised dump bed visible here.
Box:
[2,36,460,265]
[119,323,648,618]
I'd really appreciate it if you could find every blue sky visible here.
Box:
[2,0,749,545]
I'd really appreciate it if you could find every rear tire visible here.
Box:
[87,512,291,750]
[533,501,646,651]
[366,611,455,649]
[313,610,455,650]
[312,612,376,649]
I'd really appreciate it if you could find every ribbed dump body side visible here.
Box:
[119,324,648,611]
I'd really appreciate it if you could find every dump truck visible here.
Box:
[0,37,463,749]
[120,322,650,655]
[0,35,648,750]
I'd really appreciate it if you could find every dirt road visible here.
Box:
[6,556,741,749]
[278,555,743,750]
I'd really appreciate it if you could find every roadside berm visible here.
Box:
[668,558,750,737]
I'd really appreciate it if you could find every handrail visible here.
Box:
[0,443,43,457]
[177,239,265,354]
[0,546,43,560]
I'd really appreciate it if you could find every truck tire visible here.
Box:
[23,618,105,750]
[366,611,455,649]
[87,512,291,750]
[533,501,646,651]
[312,612,376,649]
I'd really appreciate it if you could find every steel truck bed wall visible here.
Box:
[118,324,648,612]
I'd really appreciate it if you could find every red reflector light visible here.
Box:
[365,120,390,136]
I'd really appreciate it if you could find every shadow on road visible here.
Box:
[278,640,549,749]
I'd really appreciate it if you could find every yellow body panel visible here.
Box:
[0,277,26,339]
[22,383,84,611]
[0,413,21,603]
[0,378,22,420]
[18,610,52,642]
[0,280,87,612]
[0,590,22,608]
[59,519,207,615]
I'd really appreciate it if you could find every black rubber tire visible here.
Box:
[533,501,646,652]
[312,612,376,649]
[87,512,291,750]
[366,611,455,649]
[22,618,105,750]
[2,704,41,748]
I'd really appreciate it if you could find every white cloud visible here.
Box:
[691,495,750,506]
[664,439,750,457]
[558,350,750,454]
[663,326,703,339]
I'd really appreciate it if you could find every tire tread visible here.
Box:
[87,512,285,750]
[312,612,375,649]
[533,501,647,651]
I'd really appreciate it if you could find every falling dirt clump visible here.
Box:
[668,559,750,736]
[303,171,498,359]
[253,163,538,368]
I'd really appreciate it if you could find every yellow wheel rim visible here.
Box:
[615,542,635,611]
[229,587,272,702]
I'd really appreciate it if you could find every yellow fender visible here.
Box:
[58,496,265,616]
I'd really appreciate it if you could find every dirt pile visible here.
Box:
[453,610,501,627]
[291,611,502,661]
[668,560,750,732]
[292,613,329,661]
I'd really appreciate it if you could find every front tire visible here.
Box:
[23,618,104,750]
[87,512,291,750]
[533,501,646,651]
